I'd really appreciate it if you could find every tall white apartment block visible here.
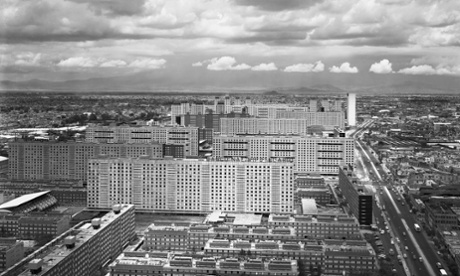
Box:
[219,113,344,135]
[309,100,317,112]
[347,93,356,127]
[213,135,354,174]
[87,158,294,214]
[86,125,199,156]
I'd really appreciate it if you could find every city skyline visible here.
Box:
[2,0,460,92]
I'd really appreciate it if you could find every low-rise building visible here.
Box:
[5,204,136,276]
[0,238,24,272]
[18,214,71,239]
[108,252,299,276]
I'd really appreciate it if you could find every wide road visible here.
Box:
[357,138,443,276]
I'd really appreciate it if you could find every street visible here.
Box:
[353,121,443,276]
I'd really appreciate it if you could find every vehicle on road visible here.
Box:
[404,246,409,251]
[396,237,400,243]
[419,257,423,262]
[403,232,406,236]
[413,254,417,260]
[439,269,448,276]
[436,262,442,268]
[403,253,407,258]
[414,223,421,232]
[380,230,385,235]
[401,202,405,205]
[390,239,394,244]
[389,249,395,256]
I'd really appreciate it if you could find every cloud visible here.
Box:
[69,0,147,16]
[127,58,166,69]
[251,62,278,71]
[284,61,324,72]
[192,62,203,67]
[14,53,42,66]
[57,57,99,67]
[206,56,251,71]
[398,64,460,76]
[100,60,128,68]
[233,0,323,11]
[329,62,358,73]
[57,57,166,69]
[369,59,393,74]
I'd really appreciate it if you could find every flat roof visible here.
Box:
[301,199,318,215]
[0,191,50,210]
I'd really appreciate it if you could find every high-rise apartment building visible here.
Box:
[220,115,344,135]
[338,166,373,225]
[347,93,356,127]
[8,141,163,182]
[85,125,199,156]
[213,135,354,174]
[87,158,294,214]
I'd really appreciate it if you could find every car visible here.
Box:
[401,202,405,205]
[403,232,406,236]
[390,239,394,244]
[419,257,423,263]
[403,253,407,258]
[396,238,401,243]
[380,230,385,234]
[385,226,389,231]
[404,246,409,251]
[413,255,417,260]
[392,268,397,273]
[436,262,442,268]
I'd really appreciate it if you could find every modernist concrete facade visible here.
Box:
[338,167,373,225]
[85,125,199,156]
[14,204,136,276]
[0,238,24,273]
[88,158,294,214]
[109,252,299,276]
[213,135,354,175]
[220,115,344,135]
[7,141,163,182]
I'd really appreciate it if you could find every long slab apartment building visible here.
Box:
[85,125,199,156]
[213,134,354,175]
[7,141,163,182]
[87,158,294,214]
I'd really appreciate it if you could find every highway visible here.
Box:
[354,122,443,276]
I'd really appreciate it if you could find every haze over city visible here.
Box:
[2,0,460,92]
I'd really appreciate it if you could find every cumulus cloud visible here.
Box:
[284,61,324,73]
[329,62,358,73]
[369,59,393,74]
[14,53,42,66]
[192,62,203,67]
[57,57,166,69]
[251,62,278,71]
[205,56,250,71]
[57,57,99,67]
[127,58,166,69]
[398,64,460,76]
[100,60,128,68]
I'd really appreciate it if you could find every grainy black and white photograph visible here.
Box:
[1,0,460,276]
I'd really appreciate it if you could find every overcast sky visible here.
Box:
[1,0,460,90]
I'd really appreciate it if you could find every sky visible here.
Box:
[1,0,460,91]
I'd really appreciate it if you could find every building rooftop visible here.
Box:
[204,211,263,225]
[301,198,318,215]
[17,204,134,276]
[0,191,50,210]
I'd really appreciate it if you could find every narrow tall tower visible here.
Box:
[347,93,356,127]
